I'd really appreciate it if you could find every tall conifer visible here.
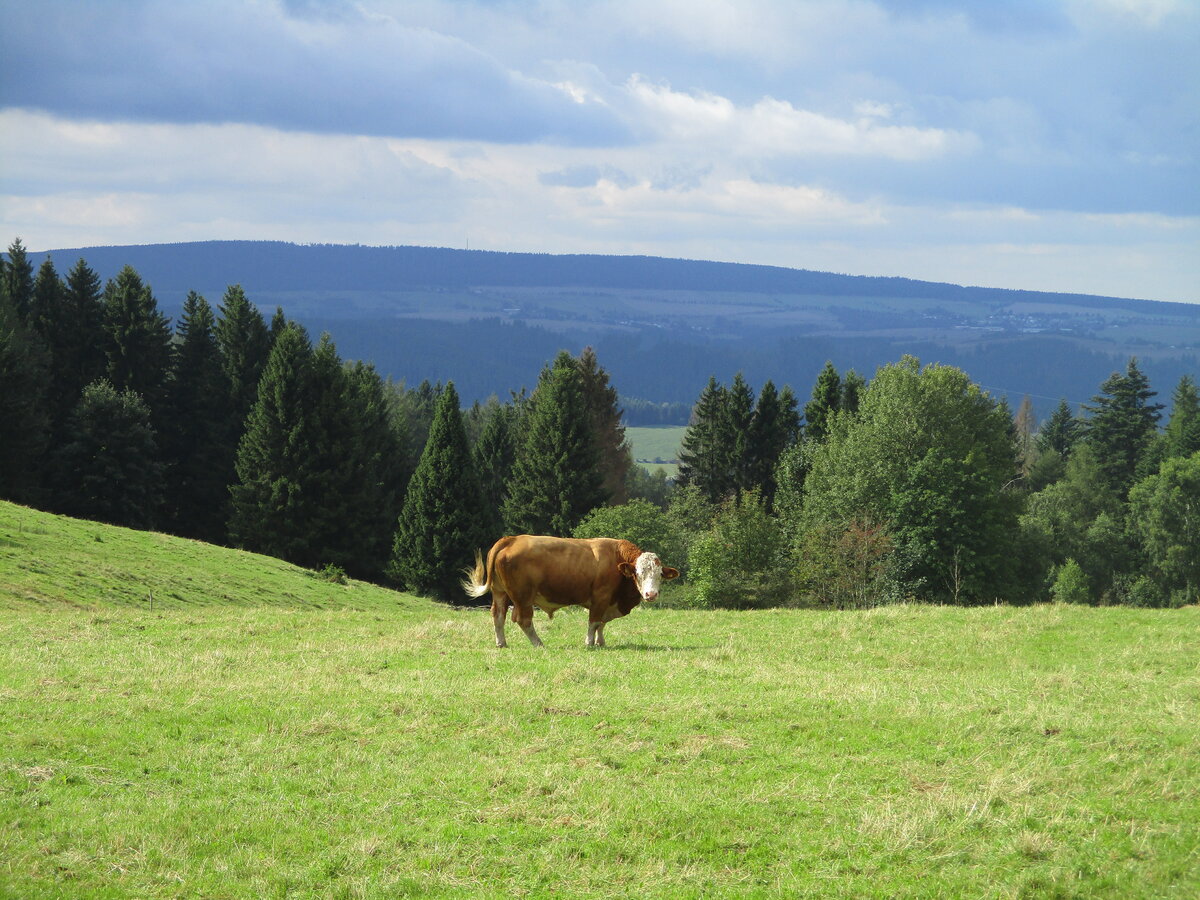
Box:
[163,292,230,541]
[1,238,34,321]
[1162,375,1200,461]
[503,351,604,535]
[53,380,163,528]
[578,346,632,506]
[229,323,318,564]
[102,265,172,424]
[804,361,842,443]
[1083,358,1163,496]
[390,382,486,600]
[678,376,730,503]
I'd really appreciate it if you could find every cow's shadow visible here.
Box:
[601,643,710,652]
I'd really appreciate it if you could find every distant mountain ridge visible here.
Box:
[29,239,1172,309]
[21,240,1200,418]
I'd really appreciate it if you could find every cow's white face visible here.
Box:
[627,552,680,601]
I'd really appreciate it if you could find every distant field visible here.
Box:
[626,425,685,476]
[2,501,1199,898]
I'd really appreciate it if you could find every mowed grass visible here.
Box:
[2,503,1199,898]
[626,426,685,476]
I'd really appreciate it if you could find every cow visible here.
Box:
[461,535,680,648]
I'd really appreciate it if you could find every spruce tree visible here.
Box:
[503,351,604,536]
[0,291,50,503]
[390,382,487,601]
[577,346,632,506]
[303,334,366,572]
[840,369,865,416]
[53,380,164,529]
[216,284,271,432]
[1,238,34,321]
[228,323,319,565]
[162,292,231,541]
[102,265,172,425]
[804,361,842,443]
[748,380,799,509]
[1083,358,1163,497]
[1162,375,1200,461]
[678,376,730,503]
[1037,399,1081,458]
[59,258,108,399]
[340,361,409,579]
[723,372,756,495]
[474,399,518,546]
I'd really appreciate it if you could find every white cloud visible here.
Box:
[625,77,974,160]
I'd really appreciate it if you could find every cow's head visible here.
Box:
[618,552,680,601]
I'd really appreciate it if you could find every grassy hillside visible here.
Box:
[2,501,1199,898]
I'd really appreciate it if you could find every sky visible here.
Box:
[1,0,1198,302]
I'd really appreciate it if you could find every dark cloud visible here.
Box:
[0,0,631,146]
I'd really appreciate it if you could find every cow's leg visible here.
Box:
[586,613,606,648]
[491,590,511,648]
[513,599,544,648]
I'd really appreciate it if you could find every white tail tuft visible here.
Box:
[461,549,490,599]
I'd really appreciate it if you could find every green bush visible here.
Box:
[1050,559,1090,604]
[688,491,791,608]
[573,499,685,576]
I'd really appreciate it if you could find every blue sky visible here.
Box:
[1,0,1197,301]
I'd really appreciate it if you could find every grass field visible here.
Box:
[626,426,685,477]
[2,501,1199,898]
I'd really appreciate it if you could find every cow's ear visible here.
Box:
[618,562,637,578]
[661,566,680,580]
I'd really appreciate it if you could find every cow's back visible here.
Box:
[492,535,636,608]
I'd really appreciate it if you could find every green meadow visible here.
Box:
[2,500,1199,899]
[626,426,685,476]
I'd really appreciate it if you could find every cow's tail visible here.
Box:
[461,548,490,599]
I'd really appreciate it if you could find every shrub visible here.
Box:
[573,499,685,573]
[1050,559,1090,604]
[793,519,894,609]
[688,491,791,608]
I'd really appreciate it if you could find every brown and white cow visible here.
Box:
[461,535,680,647]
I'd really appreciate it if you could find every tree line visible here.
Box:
[3,237,1199,608]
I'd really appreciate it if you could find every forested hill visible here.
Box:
[23,240,1200,415]
[27,240,1170,308]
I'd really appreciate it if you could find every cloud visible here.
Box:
[0,0,629,145]
[624,77,975,160]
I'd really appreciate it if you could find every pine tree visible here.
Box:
[503,351,604,536]
[59,258,108,400]
[804,361,842,443]
[228,323,319,565]
[216,284,271,432]
[1162,375,1200,461]
[577,346,632,506]
[677,376,730,503]
[1083,358,1164,497]
[748,380,799,509]
[340,361,409,579]
[303,334,366,572]
[53,380,164,529]
[216,285,271,508]
[1,238,34,321]
[1037,399,1081,458]
[473,399,518,546]
[723,372,756,495]
[0,290,50,503]
[840,369,865,416]
[390,382,487,601]
[162,292,231,541]
[102,265,172,423]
